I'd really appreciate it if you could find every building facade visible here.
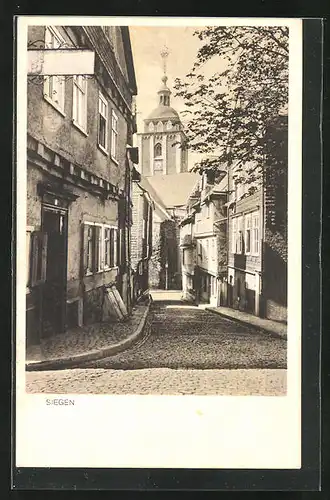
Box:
[180,172,228,306]
[26,25,138,346]
[227,116,288,321]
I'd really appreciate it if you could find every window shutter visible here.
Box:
[30,231,48,286]
[113,229,118,266]
[82,223,89,276]
[40,233,48,282]
[94,226,99,272]
[117,228,121,266]
[30,232,39,287]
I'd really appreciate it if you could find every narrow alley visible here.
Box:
[26,292,287,396]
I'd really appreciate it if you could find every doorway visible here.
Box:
[41,206,68,337]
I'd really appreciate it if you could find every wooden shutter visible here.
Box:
[30,231,48,286]
[94,225,102,272]
[113,229,118,267]
[82,223,90,276]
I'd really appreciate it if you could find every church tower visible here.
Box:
[137,47,188,177]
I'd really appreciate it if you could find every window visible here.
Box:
[28,231,48,287]
[86,225,94,274]
[154,143,162,157]
[232,218,237,253]
[83,223,118,275]
[73,75,88,132]
[111,110,118,160]
[44,27,66,112]
[245,214,252,254]
[232,216,244,254]
[104,227,111,268]
[98,92,108,151]
[252,213,260,255]
[212,238,216,261]
[237,216,244,253]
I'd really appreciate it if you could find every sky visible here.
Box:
[129,26,205,168]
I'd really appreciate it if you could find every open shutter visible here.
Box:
[113,229,118,267]
[94,225,102,272]
[109,228,114,267]
[30,233,39,286]
[117,228,121,267]
[40,233,48,282]
[30,231,48,286]
[82,223,90,276]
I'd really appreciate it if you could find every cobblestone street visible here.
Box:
[26,298,287,395]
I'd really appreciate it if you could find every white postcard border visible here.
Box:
[15,16,302,469]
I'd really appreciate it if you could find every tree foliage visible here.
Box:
[174,26,289,183]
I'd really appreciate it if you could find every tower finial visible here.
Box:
[160,45,170,76]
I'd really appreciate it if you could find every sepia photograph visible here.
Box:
[24,22,288,396]
[15,16,303,471]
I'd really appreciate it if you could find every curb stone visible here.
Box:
[25,303,152,372]
[205,307,287,340]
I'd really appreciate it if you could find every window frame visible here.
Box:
[83,222,118,276]
[245,213,252,255]
[252,212,260,256]
[110,109,119,162]
[43,26,66,115]
[98,92,109,154]
[211,237,216,261]
[232,217,237,254]
[72,75,88,135]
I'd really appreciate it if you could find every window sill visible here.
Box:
[72,120,88,137]
[98,144,109,156]
[43,94,66,117]
[84,266,118,277]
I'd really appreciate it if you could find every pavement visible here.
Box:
[205,306,287,339]
[26,293,287,395]
[26,367,287,396]
[85,299,287,371]
[25,303,151,371]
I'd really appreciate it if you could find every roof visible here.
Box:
[146,172,200,208]
[147,105,180,121]
[122,27,137,95]
[137,175,171,221]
